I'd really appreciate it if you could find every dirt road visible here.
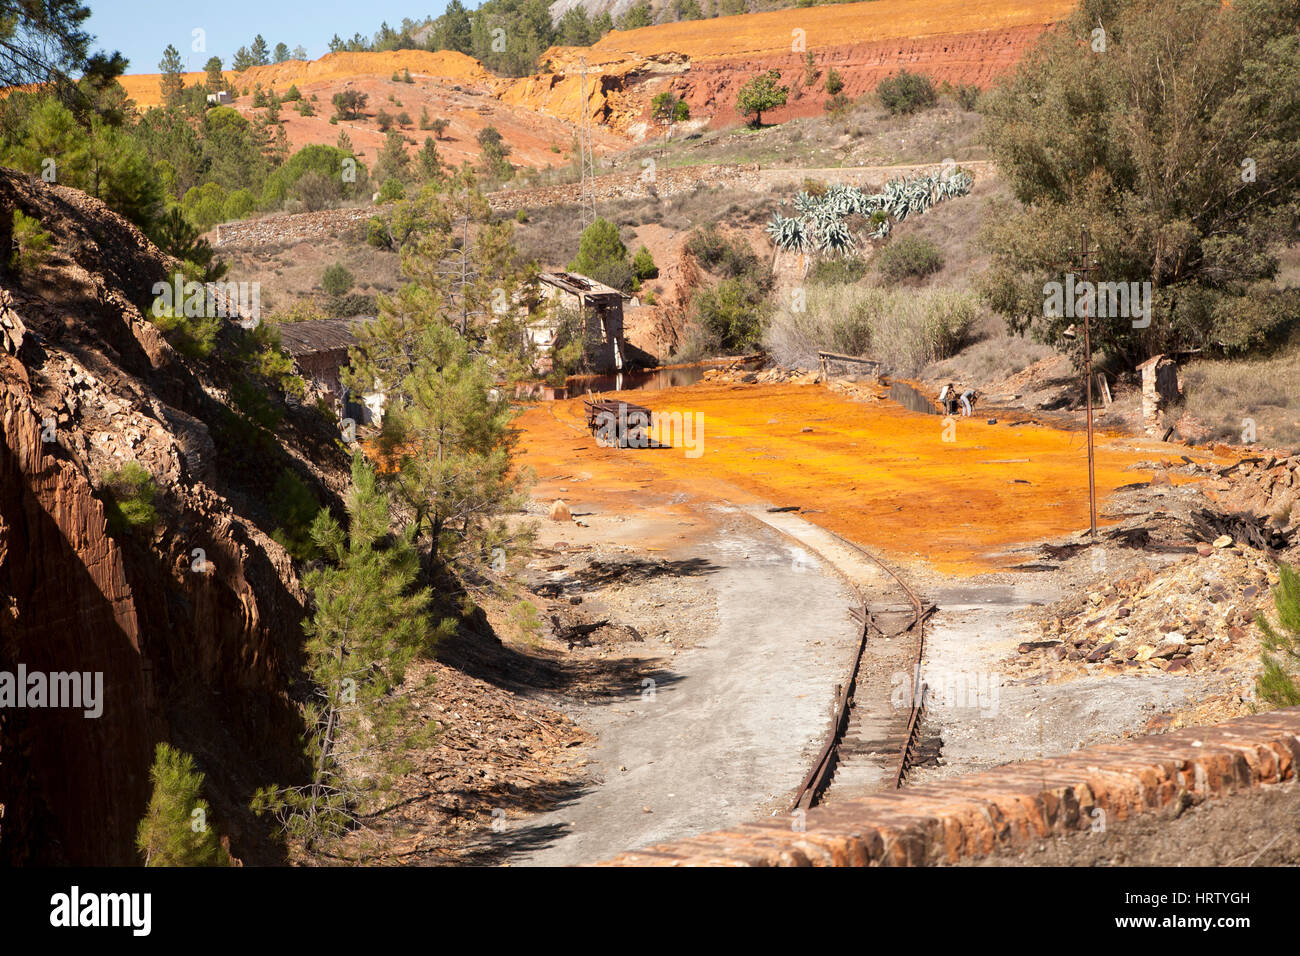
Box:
[507,510,860,866]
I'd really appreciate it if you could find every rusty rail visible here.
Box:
[790,533,930,812]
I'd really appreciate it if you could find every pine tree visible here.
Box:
[136,743,230,866]
[231,46,253,72]
[375,127,410,183]
[1258,563,1300,707]
[250,34,270,66]
[251,455,442,849]
[203,56,224,92]
[158,44,184,108]
[417,136,442,181]
[273,42,290,63]
[348,175,533,563]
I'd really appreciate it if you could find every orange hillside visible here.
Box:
[585,0,1077,61]
[120,50,494,109]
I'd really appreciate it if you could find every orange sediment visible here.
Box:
[120,50,493,110]
[517,382,1228,576]
[582,0,1076,62]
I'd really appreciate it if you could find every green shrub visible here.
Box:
[149,300,221,359]
[283,84,302,102]
[686,224,761,279]
[9,210,52,274]
[269,470,320,561]
[808,256,867,285]
[1257,563,1300,708]
[325,291,377,318]
[693,277,770,351]
[825,68,844,96]
[877,69,937,115]
[873,235,944,283]
[824,92,852,117]
[100,462,158,537]
[515,209,528,223]
[396,111,412,126]
[136,743,229,867]
[366,216,390,247]
[955,84,980,111]
[223,188,257,222]
[321,263,354,297]
[377,178,405,204]
[632,246,659,280]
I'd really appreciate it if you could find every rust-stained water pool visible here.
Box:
[516,381,1227,575]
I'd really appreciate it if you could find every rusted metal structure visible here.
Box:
[584,398,652,448]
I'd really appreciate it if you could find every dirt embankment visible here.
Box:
[511,0,1070,135]
[123,49,623,170]
[667,25,1054,129]
[0,168,350,864]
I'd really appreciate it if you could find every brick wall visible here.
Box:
[599,708,1300,866]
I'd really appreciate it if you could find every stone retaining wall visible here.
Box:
[599,708,1300,866]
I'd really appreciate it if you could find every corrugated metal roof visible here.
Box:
[538,271,627,299]
[275,316,374,358]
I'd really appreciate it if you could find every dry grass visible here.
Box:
[922,312,1057,385]
[508,186,779,269]
[1181,345,1300,452]
[766,284,977,374]
[630,102,987,172]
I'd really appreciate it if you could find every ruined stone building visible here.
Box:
[535,271,629,373]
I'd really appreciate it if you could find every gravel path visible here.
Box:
[509,512,860,866]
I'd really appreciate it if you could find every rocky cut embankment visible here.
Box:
[0,168,349,864]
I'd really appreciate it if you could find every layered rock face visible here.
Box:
[0,169,347,864]
[509,0,1071,137]
[671,25,1055,128]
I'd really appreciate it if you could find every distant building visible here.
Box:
[536,271,630,373]
[206,91,232,106]
[276,316,382,425]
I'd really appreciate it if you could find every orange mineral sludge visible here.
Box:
[517,382,1224,576]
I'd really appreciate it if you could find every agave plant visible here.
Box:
[813,217,857,256]
[766,213,812,253]
[766,171,973,259]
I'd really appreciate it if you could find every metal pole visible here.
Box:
[1081,228,1098,538]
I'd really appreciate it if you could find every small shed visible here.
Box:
[537,271,629,373]
[276,316,381,424]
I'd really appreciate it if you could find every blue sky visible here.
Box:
[85,0,449,74]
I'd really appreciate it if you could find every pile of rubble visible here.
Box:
[1202,452,1300,538]
[827,377,886,403]
[1012,544,1278,681]
[700,364,823,386]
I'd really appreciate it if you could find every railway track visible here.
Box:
[791,534,936,812]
